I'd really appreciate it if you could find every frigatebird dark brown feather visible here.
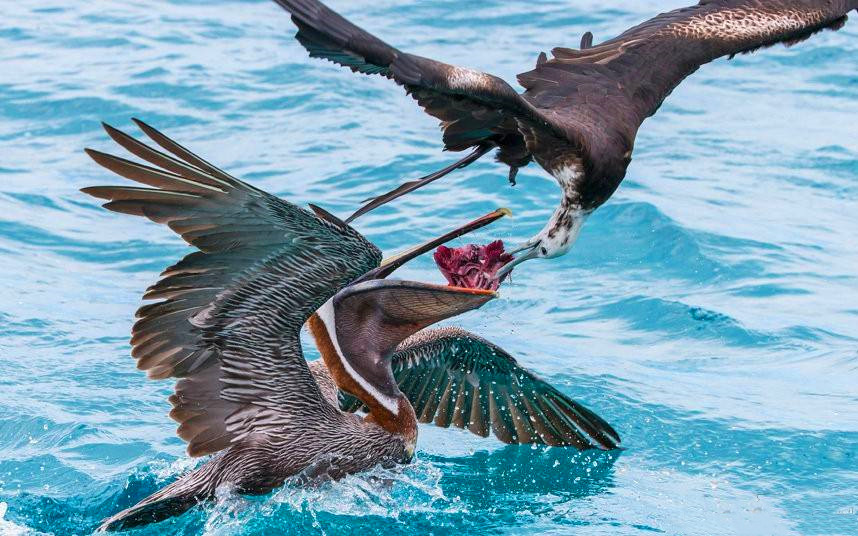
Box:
[275,0,856,215]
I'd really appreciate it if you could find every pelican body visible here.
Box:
[84,121,618,531]
[274,0,857,273]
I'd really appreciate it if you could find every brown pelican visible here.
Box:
[83,120,619,531]
[274,0,857,275]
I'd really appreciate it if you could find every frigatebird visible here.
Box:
[274,0,856,275]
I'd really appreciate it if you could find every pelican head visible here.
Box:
[309,208,512,445]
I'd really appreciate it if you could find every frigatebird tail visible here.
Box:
[345,143,493,223]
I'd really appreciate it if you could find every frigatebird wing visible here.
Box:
[340,327,620,450]
[273,0,567,182]
[83,120,382,457]
[518,0,855,146]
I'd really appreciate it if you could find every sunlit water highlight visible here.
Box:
[1,1,856,535]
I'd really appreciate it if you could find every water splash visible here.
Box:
[196,457,462,536]
[0,502,50,536]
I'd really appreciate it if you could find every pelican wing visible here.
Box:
[83,120,381,457]
[518,0,854,142]
[273,0,566,155]
[341,327,620,450]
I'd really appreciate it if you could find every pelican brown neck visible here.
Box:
[307,306,416,441]
[307,277,495,443]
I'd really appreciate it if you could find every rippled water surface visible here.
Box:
[1,1,857,535]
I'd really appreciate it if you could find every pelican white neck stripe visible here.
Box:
[317,299,400,415]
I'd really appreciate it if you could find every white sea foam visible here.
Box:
[144,457,202,483]
[198,456,465,535]
[0,502,50,536]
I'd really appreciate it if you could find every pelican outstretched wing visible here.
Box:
[83,120,381,457]
[340,327,620,450]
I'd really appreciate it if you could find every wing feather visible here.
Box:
[84,121,381,457]
[488,388,516,444]
[519,0,855,135]
[339,326,620,449]
[274,0,566,162]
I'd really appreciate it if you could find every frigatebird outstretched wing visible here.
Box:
[516,1,855,171]
[339,327,620,450]
[273,0,565,150]
[275,0,854,220]
[273,0,571,220]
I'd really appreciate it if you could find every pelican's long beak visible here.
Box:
[358,208,511,282]
[494,241,539,280]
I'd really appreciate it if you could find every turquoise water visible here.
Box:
[1,0,857,534]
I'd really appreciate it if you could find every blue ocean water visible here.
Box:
[1,0,856,534]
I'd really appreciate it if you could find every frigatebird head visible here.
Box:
[492,209,591,280]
